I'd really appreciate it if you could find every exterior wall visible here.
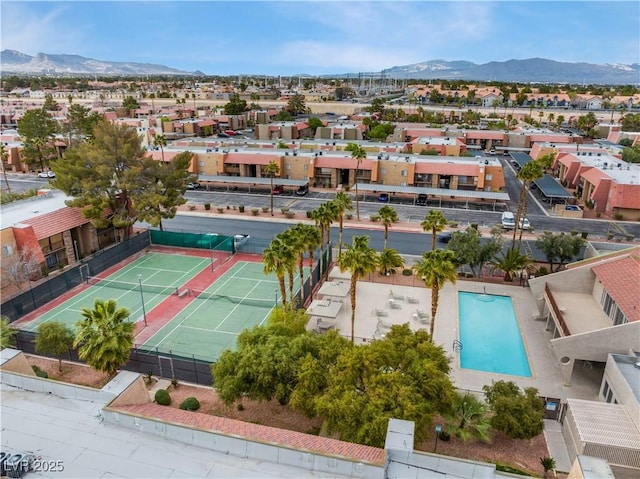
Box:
[62,230,76,265]
[0,350,37,376]
[377,160,412,186]
[107,376,152,408]
[551,321,640,363]
[484,165,505,190]
[529,266,595,299]
[282,155,309,181]
[12,224,45,263]
[0,228,19,286]
[599,355,640,430]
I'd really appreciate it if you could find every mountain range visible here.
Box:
[1,50,638,84]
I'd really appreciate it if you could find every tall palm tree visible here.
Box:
[413,249,457,340]
[276,230,299,305]
[491,248,531,282]
[300,223,321,296]
[377,205,399,250]
[0,144,10,193]
[73,299,134,377]
[316,201,338,280]
[338,236,379,343]
[421,210,448,251]
[153,134,167,163]
[345,143,366,220]
[333,191,353,260]
[511,161,543,252]
[263,238,290,306]
[264,160,280,216]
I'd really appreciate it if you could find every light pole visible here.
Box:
[274,289,278,308]
[433,424,442,453]
[137,274,148,327]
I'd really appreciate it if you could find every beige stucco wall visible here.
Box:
[529,265,595,298]
[0,351,37,376]
[600,355,640,430]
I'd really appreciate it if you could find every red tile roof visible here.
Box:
[22,207,89,240]
[111,403,385,464]
[592,255,640,322]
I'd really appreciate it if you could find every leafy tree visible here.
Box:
[0,143,10,193]
[43,94,59,111]
[378,248,405,276]
[1,316,16,349]
[622,145,640,163]
[447,227,502,277]
[133,151,195,231]
[51,120,149,239]
[62,104,102,146]
[35,321,75,371]
[17,108,58,171]
[491,248,531,281]
[421,210,448,251]
[369,97,386,115]
[576,111,598,133]
[368,123,394,141]
[413,249,457,340]
[273,110,294,121]
[122,96,140,111]
[338,236,379,343]
[621,113,640,132]
[74,299,134,377]
[333,191,353,260]
[483,380,544,439]
[307,117,323,134]
[264,160,280,216]
[315,324,456,447]
[287,94,306,115]
[535,232,585,272]
[1,246,42,291]
[377,205,398,250]
[444,392,491,442]
[344,143,367,220]
[223,94,247,115]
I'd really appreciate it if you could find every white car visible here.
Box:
[233,234,250,249]
[519,218,531,230]
[37,171,55,178]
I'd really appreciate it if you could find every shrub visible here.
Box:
[204,203,211,210]
[345,213,353,220]
[179,397,201,411]
[144,371,153,384]
[370,215,380,222]
[188,205,196,211]
[154,389,171,406]
[216,207,224,213]
[280,207,290,214]
[448,221,459,228]
[171,378,179,388]
[251,208,259,216]
[402,268,413,276]
[285,211,295,218]
[306,211,312,218]
[262,206,269,213]
[595,211,601,218]
[537,267,549,276]
[238,205,245,213]
[613,213,624,220]
[31,365,48,378]
[438,431,451,441]
[237,402,245,411]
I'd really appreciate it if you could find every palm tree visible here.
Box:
[333,191,353,260]
[264,160,280,216]
[444,392,491,443]
[345,143,367,220]
[299,223,321,296]
[338,236,379,343]
[377,205,399,250]
[378,248,405,276]
[73,299,134,378]
[511,161,543,252]
[491,248,531,282]
[316,201,338,280]
[421,210,448,251]
[413,249,457,340]
[0,143,10,193]
[153,134,167,163]
[276,230,299,305]
[263,238,290,306]
[540,457,556,479]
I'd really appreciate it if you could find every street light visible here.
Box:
[137,274,148,327]
[433,424,442,453]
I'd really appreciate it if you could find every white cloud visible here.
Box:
[0,3,85,55]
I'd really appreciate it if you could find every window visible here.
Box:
[613,308,627,326]
[603,380,609,398]
[199,161,205,167]
[380,168,386,174]
[400,170,407,177]
[303,164,308,171]
[285,164,291,170]
[603,293,614,316]
[606,389,613,403]
[2,245,12,256]
[486,174,492,181]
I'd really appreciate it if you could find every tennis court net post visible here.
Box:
[87,276,180,296]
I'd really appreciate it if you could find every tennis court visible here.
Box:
[20,252,210,332]
[139,261,303,361]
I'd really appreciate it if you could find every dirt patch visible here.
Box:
[28,355,554,475]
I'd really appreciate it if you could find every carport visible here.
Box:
[533,174,573,205]
[510,152,533,170]
[353,183,510,211]
[197,175,308,194]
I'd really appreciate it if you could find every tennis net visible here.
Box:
[190,288,275,309]
[87,276,180,296]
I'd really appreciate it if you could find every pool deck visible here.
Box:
[305,277,600,472]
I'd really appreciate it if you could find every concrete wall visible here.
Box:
[599,355,640,430]
[102,408,384,478]
[529,266,595,299]
[0,348,37,376]
[107,376,151,408]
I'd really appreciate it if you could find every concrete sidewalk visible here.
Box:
[543,419,572,473]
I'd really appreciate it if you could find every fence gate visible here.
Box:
[79,263,90,283]
[158,356,175,379]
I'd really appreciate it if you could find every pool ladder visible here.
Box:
[452,339,463,352]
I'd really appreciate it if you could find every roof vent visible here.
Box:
[635,361,640,369]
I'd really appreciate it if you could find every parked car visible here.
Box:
[378,193,389,203]
[217,132,229,138]
[272,185,284,195]
[233,234,250,249]
[416,194,427,206]
[501,211,516,230]
[489,149,496,155]
[37,171,55,178]
[187,182,201,189]
[519,217,531,230]
[295,184,309,196]
[437,232,453,243]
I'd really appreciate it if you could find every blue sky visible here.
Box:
[2,1,638,75]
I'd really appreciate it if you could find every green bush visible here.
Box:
[613,213,624,220]
[402,269,413,276]
[251,208,259,216]
[438,431,451,441]
[204,203,211,210]
[179,397,201,411]
[154,389,171,406]
[31,365,48,378]
[238,205,245,213]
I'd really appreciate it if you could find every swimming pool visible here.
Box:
[458,291,532,377]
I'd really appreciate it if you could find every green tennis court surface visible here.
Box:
[21,252,209,332]
[139,261,304,361]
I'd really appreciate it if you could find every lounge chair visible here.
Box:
[372,308,389,318]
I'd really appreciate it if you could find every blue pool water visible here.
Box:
[458,291,532,377]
